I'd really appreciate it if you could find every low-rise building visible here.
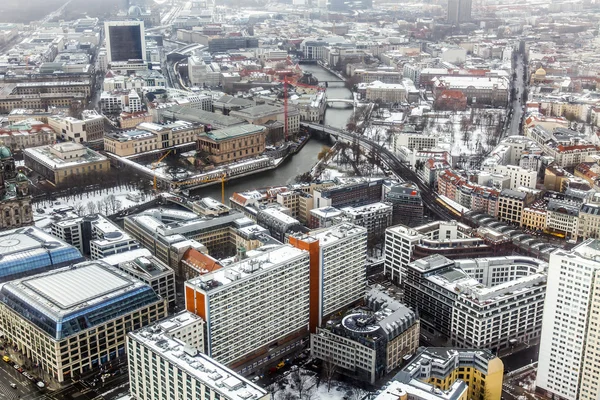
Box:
[230,104,300,135]
[311,289,419,384]
[115,255,176,309]
[363,80,407,103]
[432,76,509,106]
[0,119,55,152]
[377,347,504,400]
[256,207,304,242]
[0,261,167,382]
[385,182,424,227]
[23,143,110,185]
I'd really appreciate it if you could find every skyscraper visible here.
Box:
[447,0,472,24]
[536,239,600,400]
[104,20,146,64]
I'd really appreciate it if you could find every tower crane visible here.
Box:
[152,150,172,191]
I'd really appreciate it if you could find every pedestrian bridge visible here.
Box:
[326,98,356,105]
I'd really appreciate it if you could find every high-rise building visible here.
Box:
[185,244,311,374]
[128,312,270,400]
[536,239,600,400]
[104,21,146,64]
[289,223,368,332]
[385,182,424,227]
[447,0,472,24]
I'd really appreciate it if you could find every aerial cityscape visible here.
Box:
[0,0,598,399]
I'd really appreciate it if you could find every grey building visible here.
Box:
[385,182,424,227]
[256,207,305,242]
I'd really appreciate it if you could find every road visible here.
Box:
[508,52,527,136]
[301,122,455,220]
[0,359,41,400]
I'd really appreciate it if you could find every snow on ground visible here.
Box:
[32,185,157,229]
[271,367,368,400]
[319,146,386,180]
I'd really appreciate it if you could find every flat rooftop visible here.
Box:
[130,329,267,400]
[201,124,265,142]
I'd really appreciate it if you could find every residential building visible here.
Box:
[115,255,176,308]
[309,206,344,229]
[404,254,547,352]
[0,146,33,229]
[197,124,266,165]
[489,165,537,190]
[381,348,503,400]
[497,189,532,225]
[537,240,600,400]
[100,89,142,114]
[341,202,393,244]
[0,261,167,382]
[385,182,424,227]
[128,312,270,400]
[0,226,84,282]
[310,289,419,384]
[104,21,146,64]
[185,244,310,373]
[578,203,600,240]
[545,199,579,239]
[23,142,110,185]
[289,223,368,331]
[392,131,439,152]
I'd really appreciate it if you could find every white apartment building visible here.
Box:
[537,240,600,400]
[490,164,537,190]
[100,89,142,114]
[128,313,269,400]
[0,261,167,382]
[289,223,368,329]
[184,245,310,371]
[384,225,423,284]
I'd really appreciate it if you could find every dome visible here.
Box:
[128,5,142,16]
[16,172,28,182]
[0,146,11,159]
[535,67,546,76]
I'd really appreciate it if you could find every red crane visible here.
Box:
[284,75,289,141]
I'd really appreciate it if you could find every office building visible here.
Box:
[289,223,368,331]
[0,261,167,382]
[23,143,110,186]
[185,244,310,373]
[230,104,300,136]
[385,182,424,227]
[404,254,547,352]
[208,37,259,53]
[0,81,92,114]
[104,21,146,64]
[52,214,140,259]
[128,313,269,400]
[197,124,266,165]
[383,221,509,285]
[379,347,503,400]
[536,240,600,400]
[48,112,105,144]
[310,289,419,384]
[0,226,84,283]
[256,207,304,242]
[115,255,176,309]
[447,0,472,24]
[309,206,344,229]
[0,146,33,229]
[313,179,384,209]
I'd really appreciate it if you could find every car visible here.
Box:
[251,376,260,383]
[10,383,17,389]
[13,364,20,370]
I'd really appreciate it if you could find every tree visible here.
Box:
[289,368,315,400]
[322,357,338,392]
[73,203,85,216]
[317,146,331,161]
[348,387,369,400]
[86,201,97,215]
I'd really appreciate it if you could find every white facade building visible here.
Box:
[128,312,269,400]
[536,240,600,400]
[490,164,538,190]
[184,244,310,370]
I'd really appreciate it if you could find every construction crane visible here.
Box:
[152,150,172,191]
[171,173,227,203]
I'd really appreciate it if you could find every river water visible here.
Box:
[197,65,354,200]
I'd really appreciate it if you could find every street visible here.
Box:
[0,359,43,400]
[508,52,527,136]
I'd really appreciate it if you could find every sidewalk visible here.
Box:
[4,344,62,391]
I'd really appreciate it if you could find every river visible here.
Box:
[197,65,354,200]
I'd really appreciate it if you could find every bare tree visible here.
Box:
[290,368,315,400]
[322,357,338,392]
[86,201,97,215]
[106,194,118,214]
[348,387,370,400]
[73,203,85,216]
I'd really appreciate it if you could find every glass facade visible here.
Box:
[0,286,160,340]
[0,247,84,282]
